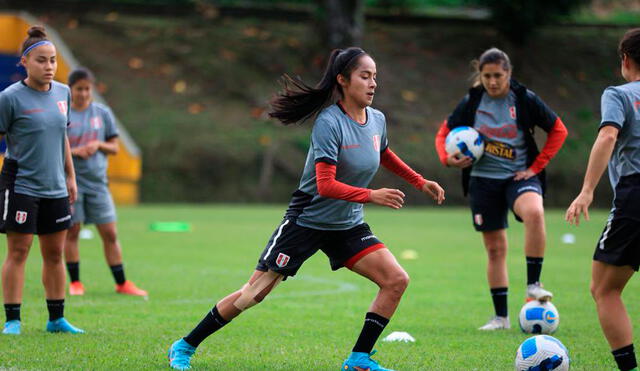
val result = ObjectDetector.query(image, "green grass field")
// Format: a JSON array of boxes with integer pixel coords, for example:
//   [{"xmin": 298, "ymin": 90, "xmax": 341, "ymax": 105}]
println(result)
[{"xmin": 0, "ymin": 204, "xmax": 634, "ymax": 370}]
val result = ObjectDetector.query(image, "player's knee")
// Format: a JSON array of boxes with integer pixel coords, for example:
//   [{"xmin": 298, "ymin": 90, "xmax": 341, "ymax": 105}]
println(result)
[
  {"xmin": 67, "ymin": 224, "xmax": 81, "ymax": 239},
  {"xmin": 486, "ymin": 245, "xmax": 507, "ymax": 261},
  {"xmin": 41, "ymin": 248, "xmax": 64, "ymax": 264},
  {"xmin": 102, "ymin": 230, "xmax": 118, "ymax": 245},
  {"xmin": 233, "ymin": 271, "xmax": 283, "ymax": 311},
  {"xmin": 7, "ymin": 245, "xmax": 30, "ymax": 263},
  {"xmin": 522, "ymin": 207, "xmax": 544, "ymax": 224},
  {"xmin": 384, "ymin": 270, "xmax": 410, "ymax": 296}
]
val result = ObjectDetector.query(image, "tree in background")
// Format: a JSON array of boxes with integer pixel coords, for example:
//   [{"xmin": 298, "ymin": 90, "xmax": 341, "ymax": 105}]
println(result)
[
  {"xmin": 316, "ymin": 0, "xmax": 364, "ymax": 48},
  {"xmin": 479, "ymin": 0, "xmax": 591, "ymax": 43}
]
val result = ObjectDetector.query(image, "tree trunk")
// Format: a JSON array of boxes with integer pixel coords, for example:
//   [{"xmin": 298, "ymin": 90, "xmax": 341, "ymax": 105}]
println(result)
[{"xmin": 318, "ymin": 0, "xmax": 364, "ymax": 49}]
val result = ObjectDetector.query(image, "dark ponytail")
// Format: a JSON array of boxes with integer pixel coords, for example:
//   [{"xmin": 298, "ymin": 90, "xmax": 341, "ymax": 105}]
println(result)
[
  {"xmin": 620, "ymin": 28, "xmax": 640, "ymax": 67},
  {"xmin": 21, "ymin": 25, "xmax": 49, "ymax": 55},
  {"xmin": 269, "ymin": 47, "xmax": 367, "ymax": 125}
]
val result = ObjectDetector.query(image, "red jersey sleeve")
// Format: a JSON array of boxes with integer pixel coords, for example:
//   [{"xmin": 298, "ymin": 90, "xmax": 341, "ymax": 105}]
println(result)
[
  {"xmin": 315, "ymin": 162, "xmax": 371, "ymax": 203},
  {"xmin": 529, "ymin": 118, "xmax": 568, "ymax": 174},
  {"xmin": 435, "ymin": 121, "xmax": 450, "ymax": 166},
  {"xmin": 380, "ymin": 148, "xmax": 427, "ymax": 190}
]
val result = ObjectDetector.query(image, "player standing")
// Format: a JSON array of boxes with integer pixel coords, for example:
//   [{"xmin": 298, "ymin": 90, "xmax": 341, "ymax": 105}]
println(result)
[
  {"xmin": 64, "ymin": 68, "xmax": 147, "ymax": 297},
  {"xmin": 566, "ymin": 29, "xmax": 640, "ymax": 371},
  {"xmin": 167, "ymin": 47, "xmax": 445, "ymax": 370},
  {"xmin": 0, "ymin": 26, "xmax": 83, "ymax": 335},
  {"xmin": 435, "ymin": 48, "xmax": 567, "ymax": 330}
]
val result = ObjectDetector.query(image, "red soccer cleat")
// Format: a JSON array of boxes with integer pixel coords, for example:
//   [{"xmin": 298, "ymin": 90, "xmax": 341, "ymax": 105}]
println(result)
[
  {"xmin": 115, "ymin": 280, "xmax": 148, "ymax": 297},
  {"xmin": 69, "ymin": 281, "xmax": 85, "ymax": 296}
]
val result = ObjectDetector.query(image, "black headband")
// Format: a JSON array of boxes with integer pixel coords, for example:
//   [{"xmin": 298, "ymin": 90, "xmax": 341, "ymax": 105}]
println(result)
[{"xmin": 334, "ymin": 49, "xmax": 366, "ymax": 76}]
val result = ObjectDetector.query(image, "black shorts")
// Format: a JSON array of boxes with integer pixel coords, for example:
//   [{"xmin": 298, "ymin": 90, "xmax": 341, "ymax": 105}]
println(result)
[
  {"xmin": 0, "ymin": 159, "xmax": 71, "ymax": 235},
  {"xmin": 468, "ymin": 175, "xmax": 542, "ymax": 232},
  {"xmin": 593, "ymin": 174, "xmax": 640, "ymax": 271},
  {"xmin": 256, "ymin": 218, "xmax": 385, "ymax": 277}
]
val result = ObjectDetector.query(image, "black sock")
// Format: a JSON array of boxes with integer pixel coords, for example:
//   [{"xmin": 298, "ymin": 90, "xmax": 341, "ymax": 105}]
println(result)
[
  {"xmin": 490, "ymin": 287, "xmax": 508, "ymax": 317},
  {"xmin": 46, "ymin": 299, "xmax": 64, "ymax": 321},
  {"xmin": 4, "ymin": 303, "xmax": 20, "ymax": 322},
  {"xmin": 613, "ymin": 344, "xmax": 637, "ymax": 371},
  {"xmin": 183, "ymin": 305, "xmax": 230, "ymax": 348},
  {"xmin": 526, "ymin": 256, "xmax": 544, "ymax": 285},
  {"xmin": 110, "ymin": 264, "xmax": 126, "ymax": 285},
  {"xmin": 66, "ymin": 261, "xmax": 80, "ymax": 282},
  {"xmin": 352, "ymin": 312, "xmax": 390, "ymax": 354}
]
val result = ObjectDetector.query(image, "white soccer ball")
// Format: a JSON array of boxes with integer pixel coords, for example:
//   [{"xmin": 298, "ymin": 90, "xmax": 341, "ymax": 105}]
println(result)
[
  {"xmin": 444, "ymin": 126, "xmax": 484, "ymax": 163},
  {"xmin": 519, "ymin": 300, "xmax": 559, "ymax": 334},
  {"xmin": 515, "ymin": 335, "xmax": 570, "ymax": 371}
]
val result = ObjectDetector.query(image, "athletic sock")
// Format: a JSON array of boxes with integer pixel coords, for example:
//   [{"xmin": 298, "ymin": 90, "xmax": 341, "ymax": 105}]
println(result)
[
  {"xmin": 490, "ymin": 287, "xmax": 508, "ymax": 317},
  {"xmin": 46, "ymin": 299, "xmax": 64, "ymax": 321},
  {"xmin": 526, "ymin": 256, "xmax": 544, "ymax": 285},
  {"xmin": 352, "ymin": 312, "xmax": 390, "ymax": 354},
  {"xmin": 110, "ymin": 264, "xmax": 126, "ymax": 285},
  {"xmin": 66, "ymin": 261, "xmax": 80, "ymax": 282},
  {"xmin": 183, "ymin": 305, "xmax": 230, "ymax": 348},
  {"xmin": 4, "ymin": 303, "xmax": 20, "ymax": 322},
  {"xmin": 613, "ymin": 344, "xmax": 637, "ymax": 371}
]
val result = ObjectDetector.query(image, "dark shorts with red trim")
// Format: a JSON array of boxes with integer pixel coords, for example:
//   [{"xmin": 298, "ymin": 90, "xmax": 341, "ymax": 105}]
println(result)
[
  {"xmin": 256, "ymin": 217, "xmax": 384, "ymax": 277},
  {"xmin": 468, "ymin": 175, "xmax": 542, "ymax": 232},
  {"xmin": 593, "ymin": 174, "xmax": 640, "ymax": 271}
]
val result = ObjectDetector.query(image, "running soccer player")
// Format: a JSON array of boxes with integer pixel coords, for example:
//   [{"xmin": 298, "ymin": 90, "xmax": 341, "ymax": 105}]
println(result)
[
  {"xmin": 435, "ymin": 48, "xmax": 567, "ymax": 330},
  {"xmin": 0, "ymin": 26, "xmax": 84, "ymax": 335},
  {"xmin": 168, "ymin": 47, "xmax": 445, "ymax": 371},
  {"xmin": 64, "ymin": 68, "xmax": 147, "ymax": 297},
  {"xmin": 566, "ymin": 28, "xmax": 640, "ymax": 371}
]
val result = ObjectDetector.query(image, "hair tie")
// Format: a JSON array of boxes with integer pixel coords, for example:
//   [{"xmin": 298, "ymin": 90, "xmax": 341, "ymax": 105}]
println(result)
[{"xmin": 22, "ymin": 40, "xmax": 53, "ymax": 58}]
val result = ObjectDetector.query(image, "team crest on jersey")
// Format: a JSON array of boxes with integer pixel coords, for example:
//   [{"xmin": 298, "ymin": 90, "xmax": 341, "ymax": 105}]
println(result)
[
  {"xmin": 15, "ymin": 211, "xmax": 27, "ymax": 224},
  {"xmin": 372, "ymin": 134, "xmax": 381, "ymax": 152},
  {"xmin": 474, "ymin": 213, "xmax": 483, "ymax": 226},
  {"xmin": 90, "ymin": 116, "xmax": 103, "ymax": 130},
  {"xmin": 275, "ymin": 253, "xmax": 290, "ymax": 268},
  {"xmin": 509, "ymin": 106, "xmax": 517, "ymax": 119},
  {"xmin": 56, "ymin": 101, "xmax": 68, "ymax": 116},
  {"xmin": 634, "ymin": 101, "xmax": 640, "ymax": 112}
]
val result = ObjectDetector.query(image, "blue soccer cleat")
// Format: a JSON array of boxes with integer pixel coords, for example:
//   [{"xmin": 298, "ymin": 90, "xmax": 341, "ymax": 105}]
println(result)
[
  {"xmin": 168, "ymin": 338, "xmax": 196, "ymax": 370},
  {"xmin": 46, "ymin": 318, "xmax": 85, "ymax": 334},
  {"xmin": 341, "ymin": 350, "xmax": 395, "ymax": 371},
  {"xmin": 2, "ymin": 320, "xmax": 21, "ymax": 335}
]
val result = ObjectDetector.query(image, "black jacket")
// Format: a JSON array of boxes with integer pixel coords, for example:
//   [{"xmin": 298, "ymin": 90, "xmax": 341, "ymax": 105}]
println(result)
[{"xmin": 446, "ymin": 79, "xmax": 558, "ymax": 196}]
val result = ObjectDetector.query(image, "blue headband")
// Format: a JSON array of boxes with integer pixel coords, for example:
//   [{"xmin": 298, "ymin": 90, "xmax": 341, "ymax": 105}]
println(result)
[{"xmin": 22, "ymin": 40, "xmax": 53, "ymax": 57}]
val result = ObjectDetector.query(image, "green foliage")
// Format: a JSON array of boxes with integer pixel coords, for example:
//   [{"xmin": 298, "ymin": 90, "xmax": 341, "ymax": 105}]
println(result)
[
  {"xmin": 477, "ymin": 0, "xmax": 591, "ymax": 43},
  {"xmin": 1, "ymin": 205, "xmax": 633, "ymax": 370}
]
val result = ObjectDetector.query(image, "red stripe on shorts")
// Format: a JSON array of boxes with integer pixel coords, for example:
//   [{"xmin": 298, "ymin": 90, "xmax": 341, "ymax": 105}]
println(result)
[{"xmin": 344, "ymin": 243, "xmax": 386, "ymax": 269}]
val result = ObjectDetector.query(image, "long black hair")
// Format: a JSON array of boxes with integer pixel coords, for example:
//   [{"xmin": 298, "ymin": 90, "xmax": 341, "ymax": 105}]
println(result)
[{"xmin": 269, "ymin": 47, "xmax": 368, "ymax": 125}]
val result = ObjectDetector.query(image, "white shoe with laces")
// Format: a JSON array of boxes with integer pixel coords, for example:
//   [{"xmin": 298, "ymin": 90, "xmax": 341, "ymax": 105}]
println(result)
[
  {"xmin": 478, "ymin": 316, "xmax": 510, "ymax": 331},
  {"xmin": 527, "ymin": 282, "xmax": 553, "ymax": 302}
]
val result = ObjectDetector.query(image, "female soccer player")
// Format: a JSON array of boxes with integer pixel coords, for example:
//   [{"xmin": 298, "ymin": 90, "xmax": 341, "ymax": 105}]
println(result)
[
  {"xmin": 566, "ymin": 29, "xmax": 640, "ymax": 371},
  {"xmin": 0, "ymin": 26, "xmax": 83, "ymax": 335},
  {"xmin": 168, "ymin": 47, "xmax": 445, "ymax": 370},
  {"xmin": 435, "ymin": 48, "xmax": 567, "ymax": 330},
  {"xmin": 64, "ymin": 68, "xmax": 147, "ymax": 297}
]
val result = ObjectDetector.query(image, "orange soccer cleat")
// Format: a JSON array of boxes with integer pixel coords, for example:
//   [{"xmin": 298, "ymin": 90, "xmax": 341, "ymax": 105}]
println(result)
[
  {"xmin": 69, "ymin": 281, "xmax": 85, "ymax": 296},
  {"xmin": 115, "ymin": 280, "xmax": 148, "ymax": 297}
]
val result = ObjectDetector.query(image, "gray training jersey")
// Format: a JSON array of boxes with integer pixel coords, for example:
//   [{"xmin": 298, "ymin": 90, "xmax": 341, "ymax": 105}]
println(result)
[
  {"xmin": 293, "ymin": 104, "xmax": 388, "ymax": 230},
  {"xmin": 599, "ymin": 81, "xmax": 640, "ymax": 189},
  {"xmin": 0, "ymin": 80, "xmax": 70, "ymax": 198},
  {"xmin": 68, "ymin": 102, "xmax": 119, "ymax": 194},
  {"xmin": 471, "ymin": 91, "xmax": 527, "ymax": 179}
]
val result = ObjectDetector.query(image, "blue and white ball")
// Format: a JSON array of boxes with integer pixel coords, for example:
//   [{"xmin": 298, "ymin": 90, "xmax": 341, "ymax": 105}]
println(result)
[
  {"xmin": 515, "ymin": 335, "xmax": 570, "ymax": 371},
  {"xmin": 519, "ymin": 300, "xmax": 559, "ymax": 334},
  {"xmin": 444, "ymin": 126, "xmax": 484, "ymax": 163}
]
